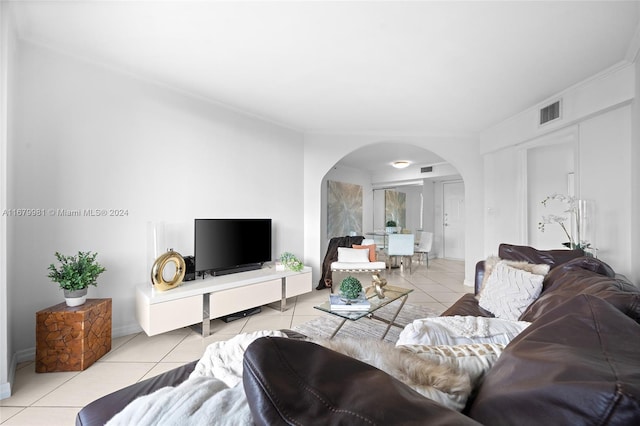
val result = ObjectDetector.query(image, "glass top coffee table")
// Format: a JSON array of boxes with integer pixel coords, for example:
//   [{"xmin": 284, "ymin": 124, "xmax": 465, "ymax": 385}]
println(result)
[{"xmin": 314, "ymin": 285, "xmax": 413, "ymax": 340}]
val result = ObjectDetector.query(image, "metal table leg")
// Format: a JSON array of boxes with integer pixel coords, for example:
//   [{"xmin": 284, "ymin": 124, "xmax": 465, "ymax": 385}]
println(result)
[
  {"xmin": 202, "ymin": 294, "xmax": 211, "ymax": 337},
  {"xmin": 280, "ymin": 277, "xmax": 287, "ymax": 312},
  {"xmin": 329, "ymin": 318, "xmax": 348, "ymax": 339},
  {"xmin": 370, "ymin": 294, "xmax": 409, "ymax": 340}
]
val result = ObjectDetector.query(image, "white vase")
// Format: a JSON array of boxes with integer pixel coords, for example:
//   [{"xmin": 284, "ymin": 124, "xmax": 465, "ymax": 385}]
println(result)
[{"xmin": 64, "ymin": 288, "xmax": 88, "ymax": 307}]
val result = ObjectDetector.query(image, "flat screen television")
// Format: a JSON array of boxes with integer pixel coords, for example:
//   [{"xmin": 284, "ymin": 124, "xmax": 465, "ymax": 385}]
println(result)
[{"xmin": 194, "ymin": 218, "xmax": 272, "ymax": 277}]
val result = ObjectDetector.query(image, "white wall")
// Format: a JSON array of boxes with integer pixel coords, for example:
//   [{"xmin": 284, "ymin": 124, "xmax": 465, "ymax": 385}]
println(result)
[
  {"xmin": 633, "ymin": 60, "xmax": 640, "ymax": 285},
  {"xmin": 480, "ymin": 62, "xmax": 636, "ymax": 282},
  {"xmin": 8, "ymin": 40, "xmax": 305, "ymax": 358},
  {"xmin": 422, "ymin": 180, "xmax": 435, "ymax": 234},
  {"xmin": 480, "ymin": 63, "xmax": 634, "ymax": 152},
  {"xmin": 304, "ymin": 134, "xmax": 483, "ymax": 288},
  {"xmin": 0, "ymin": 0, "xmax": 16, "ymax": 400},
  {"xmin": 579, "ymin": 106, "xmax": 632, "ymax": 273},
  {"xmin": 526, "ymin": 134, "xmax": 576, "ymax": 249}
]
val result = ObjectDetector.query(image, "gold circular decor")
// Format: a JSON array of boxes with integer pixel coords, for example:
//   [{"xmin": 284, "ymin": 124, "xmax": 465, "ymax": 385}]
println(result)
[{"xmin": 151, "ymin": 250, "xmax": 186, "ymax": 291}]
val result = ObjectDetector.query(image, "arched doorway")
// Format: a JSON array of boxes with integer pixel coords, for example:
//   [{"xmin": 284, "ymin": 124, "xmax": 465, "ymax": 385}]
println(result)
[
  {"xmin": 319, "ymin": 142, "xmax": 465, "ymax": 266},
  {"xmin": 303, "ymin": 133, "xmax": 484, "ymax": 289}
]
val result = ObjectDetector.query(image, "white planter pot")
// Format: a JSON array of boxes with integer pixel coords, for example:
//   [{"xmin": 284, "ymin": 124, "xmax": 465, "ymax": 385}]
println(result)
[{"xmin": 64, "ymin": 288, "xmax": 88, "ymax": 307}]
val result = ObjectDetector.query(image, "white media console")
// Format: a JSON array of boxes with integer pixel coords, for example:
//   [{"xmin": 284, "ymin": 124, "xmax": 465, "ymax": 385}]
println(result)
[{"xmin": 136, "ymin": 265, "xmax": 312, "ymax": 336}]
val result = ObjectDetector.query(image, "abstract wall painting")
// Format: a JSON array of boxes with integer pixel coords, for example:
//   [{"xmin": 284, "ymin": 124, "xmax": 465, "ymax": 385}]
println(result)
[{"xmin": 327, "ymin": 180, "xmax": 363, "ymax": 238}]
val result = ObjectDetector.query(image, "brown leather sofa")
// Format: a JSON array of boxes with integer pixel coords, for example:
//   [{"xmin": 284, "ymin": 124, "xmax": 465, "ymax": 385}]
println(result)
[{"xmin": 77, "ymin": 244, "xmax": 640, "ymax": 425}]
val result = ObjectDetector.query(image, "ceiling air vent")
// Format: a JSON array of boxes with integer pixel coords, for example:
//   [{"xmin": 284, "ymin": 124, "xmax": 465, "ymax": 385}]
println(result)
[
  {"xmin": 540, "ymin": 100, "xmax": 561, "ymax": 125},
  {"xmin": 421, "ymin": 166, "xmax": 433, "ymax": 173}
]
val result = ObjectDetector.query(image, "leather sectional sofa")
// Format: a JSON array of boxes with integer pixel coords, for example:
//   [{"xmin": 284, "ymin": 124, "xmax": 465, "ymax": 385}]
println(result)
[{"xmin": 77, "ymin": 244, "xmax": 640, "ymax": 425}]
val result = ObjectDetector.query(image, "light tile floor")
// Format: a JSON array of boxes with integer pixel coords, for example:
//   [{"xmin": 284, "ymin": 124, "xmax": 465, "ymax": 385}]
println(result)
[{"xmin": 0, "ymin": 258, "xmax": 470, "ymax": 425}]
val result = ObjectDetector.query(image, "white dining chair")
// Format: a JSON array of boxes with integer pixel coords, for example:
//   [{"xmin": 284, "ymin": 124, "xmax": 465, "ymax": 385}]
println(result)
[
  {"xmin": 415, "ymin": 231, "xmax": 433, "ymax": 268},
  {"xmin": 386, "ymin": 233, "xmax": 415, "ymax": 273}
]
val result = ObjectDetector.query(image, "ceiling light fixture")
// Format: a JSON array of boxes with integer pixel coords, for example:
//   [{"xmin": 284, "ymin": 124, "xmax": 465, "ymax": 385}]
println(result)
[{"xmin": 392, "ymin": 161, "xmax": 411, "ymax": 169}]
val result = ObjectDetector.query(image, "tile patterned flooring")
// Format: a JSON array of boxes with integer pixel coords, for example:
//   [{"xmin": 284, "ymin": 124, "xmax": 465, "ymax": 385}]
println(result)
[{"xmin": 0, "ymin": 258, "xmax": 470, "ymax": 425}]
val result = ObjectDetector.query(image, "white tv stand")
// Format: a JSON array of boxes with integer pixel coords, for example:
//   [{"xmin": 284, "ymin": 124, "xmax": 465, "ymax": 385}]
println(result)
[{"xmin": 136, "ymin": 265, "xmax": 312, "ymax": 336}]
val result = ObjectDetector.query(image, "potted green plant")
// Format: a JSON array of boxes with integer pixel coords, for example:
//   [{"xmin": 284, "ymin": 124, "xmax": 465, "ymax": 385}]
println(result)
[
  {"xmin": 385, "ymin": 220, "xmax": 399, "ymax": 234},
  {"xmin": 339, "ymin": 276, "xmax": 363, "ymax": 300},
  {"xmin": 48, "ymin": 251, "xmax": 106, "ymax": 307}
]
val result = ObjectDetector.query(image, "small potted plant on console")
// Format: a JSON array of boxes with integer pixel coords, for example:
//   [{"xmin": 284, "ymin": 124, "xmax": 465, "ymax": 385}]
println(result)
[
  {"xmin": 48, "ymin": 251, "xmax": 106, "ymax": 307},
  {"xmin": 278, "ymin": 252, "xmax": 304, "ymax": 272}
]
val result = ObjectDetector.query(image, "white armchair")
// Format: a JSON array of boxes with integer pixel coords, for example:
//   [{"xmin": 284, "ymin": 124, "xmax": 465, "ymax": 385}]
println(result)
[{"xmin": 330, "ymin": 245, "xmax": 387, "ymax": 292}]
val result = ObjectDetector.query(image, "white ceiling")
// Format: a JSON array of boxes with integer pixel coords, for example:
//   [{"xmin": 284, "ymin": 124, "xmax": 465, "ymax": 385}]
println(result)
[
  {"xmin": 9, "ymin": 1, "xmax": 640, "ymax": 172},
  {"xmin": 337, "ymin": 142, "xmax": 445, "ymax": 175}
]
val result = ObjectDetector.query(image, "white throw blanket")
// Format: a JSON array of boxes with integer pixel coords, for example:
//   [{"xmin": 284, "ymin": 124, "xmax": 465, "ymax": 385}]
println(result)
[
  {"xmin": 396, "ymin": 315, "xmax": 531, "ymax": 346},
  {"xmin": 106, "ymin": 330, "xmax": 287, "ymax": 426},
  {"xmin": 190, "ymin": 330, "xmax": 288, "ymax": 387}
]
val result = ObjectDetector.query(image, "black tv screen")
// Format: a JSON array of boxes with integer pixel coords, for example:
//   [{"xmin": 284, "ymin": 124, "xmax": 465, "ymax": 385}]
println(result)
[{"xmin": 195, "ymin": 218, "xmax": 272, "ymax": 276}]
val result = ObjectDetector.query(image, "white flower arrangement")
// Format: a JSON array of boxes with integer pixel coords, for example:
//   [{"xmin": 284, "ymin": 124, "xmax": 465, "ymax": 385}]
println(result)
[
  {"xmin": 279, "ymin": 252, "xmax": 304, "ymax": 272},
  {"xmin": 538, "ymin": 193, "xmax": 592, "ymax": 252}
]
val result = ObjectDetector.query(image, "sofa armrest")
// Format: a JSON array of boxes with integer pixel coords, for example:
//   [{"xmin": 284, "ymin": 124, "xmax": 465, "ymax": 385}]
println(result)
[
  {"xmin": 441, "ymin": 293, "xmax": 494, "ymax": 318},
  {"xmin": 75, "ymin": 360, "xmax": 197, "ymax": 426},
  {"xmin": 243, "ymin": 337, "xmax": 482, "ymax": 426},
  {"xmin": 76, "ymin": 330, "xmax": 308, "ymax": 426},
  {"xmin": 470, "ymin": 294, "xmax": 640, "ymax": 425}
]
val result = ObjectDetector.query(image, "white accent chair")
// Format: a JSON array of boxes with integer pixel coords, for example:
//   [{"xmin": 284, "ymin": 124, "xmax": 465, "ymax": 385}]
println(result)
[
  {"xmin": 386, "ymin": 233, "xmax": 415, "ymax": 273},
  {"xmin": 330, "ymin": 240, "xmax": 386, "ymax": 291},
  {"xmin": 415, "ymin": 231, "xmax": 434, "ymax": 268}
]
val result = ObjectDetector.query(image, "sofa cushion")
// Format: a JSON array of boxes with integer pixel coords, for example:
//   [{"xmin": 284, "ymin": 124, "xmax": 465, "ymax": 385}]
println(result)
[
  {"xmin": 478, "ymin": 256, "xmax": 550, "ymax": 294},
  {"xmin": 337, "ymin": 247, "xmax": 371, "ymax": 263},
  {"xmin": 243, "ymin": 337, "xmax": 482, "ymax": 426},
  {"xmin": 469, "ymin": 294, "xmax": 640, "ymax": 426},
  {"xmin": 519, "ymin": 257, "xmax": 640, "ymax": 323},
  {"xmin": 478, "ymin": 262, "xmax": 544, "ymax": 320},
  {"xmin": 352, "ymin": 244, "xmax": 377, "ymax": 261},
  {"xmin": 474, "ymin": 244, "xmax": 583, "ymax": 293}
]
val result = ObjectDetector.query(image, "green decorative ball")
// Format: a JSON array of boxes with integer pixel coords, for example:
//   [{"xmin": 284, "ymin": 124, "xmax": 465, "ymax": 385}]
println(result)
[{"xmin": 339, "ymin": 276, "xmax": 362, "ymax": 299}]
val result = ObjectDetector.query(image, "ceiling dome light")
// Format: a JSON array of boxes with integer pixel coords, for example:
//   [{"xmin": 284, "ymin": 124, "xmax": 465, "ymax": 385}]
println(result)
[{"xmin": 392, "ymin": 161, "xmax": 411, "ymax": 169}]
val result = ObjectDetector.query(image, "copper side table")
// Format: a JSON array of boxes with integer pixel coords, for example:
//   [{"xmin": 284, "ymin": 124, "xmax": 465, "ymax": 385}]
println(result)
[{"xmin": 36, "ymin": 298, "xmax": 112, "ymax": 372}]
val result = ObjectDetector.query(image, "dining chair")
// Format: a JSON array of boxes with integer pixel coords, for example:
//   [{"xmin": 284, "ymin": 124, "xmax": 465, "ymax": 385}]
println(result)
[
  {"xmin": 415, "ymin": 231, "xmax": 433, "ymax": 268},
  {"xmin": 386, "ymin": 233, "xmax": 415, "ymax": 273}
]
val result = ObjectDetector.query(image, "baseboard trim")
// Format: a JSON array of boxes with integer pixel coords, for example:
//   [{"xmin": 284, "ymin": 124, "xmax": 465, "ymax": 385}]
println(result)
[
  {"xmin": 15, "ymin": 347, "xmax": 34, "ymax": 364},
  {"xmin": 113, "ymin": 323, "xmax": 143, "ymax": 338},
  {"xmin": 0, "ymin": 351, "xmax": 17, "ymax": 400},
  {"xmin": 0, "ymin": 381, "xmax": 10, "ymax": 400}
]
